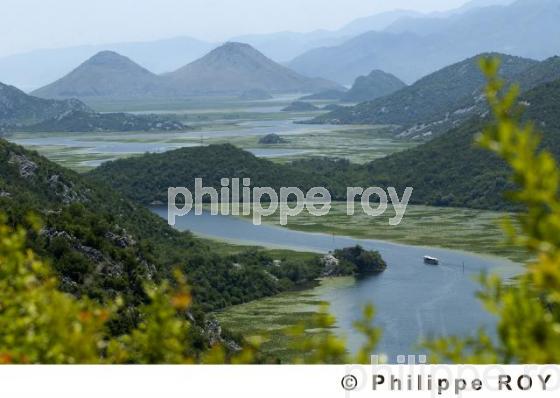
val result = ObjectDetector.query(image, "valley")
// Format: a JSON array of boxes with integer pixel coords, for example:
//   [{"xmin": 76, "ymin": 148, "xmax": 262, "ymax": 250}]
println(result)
[
  {"xmin": 2, "ymin": 0, "xmax": 559, "ymax": 367},
  {"xmin": 3, "ymin": 92, "xmax": 524, "ymax": 362},
  {"xmin": 5, "ymin": 97, "xmax": 415, "ymax": 171}
]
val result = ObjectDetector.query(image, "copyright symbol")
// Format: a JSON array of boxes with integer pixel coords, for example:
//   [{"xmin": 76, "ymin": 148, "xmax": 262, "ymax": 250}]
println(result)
[{"xmin": 341, "ymin": 375, "xmax": 358, "ymax": 391}]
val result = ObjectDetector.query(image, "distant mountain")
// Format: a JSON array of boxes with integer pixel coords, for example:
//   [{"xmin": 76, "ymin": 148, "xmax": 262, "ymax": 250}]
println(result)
[
  {"xmin": 229, "ymin": 10, "xmax": 422, "ymax": 63},
  {"xmin": 32, "ymin": 51, "xmax": 172, "ymax": 100},
  {"xmin": 0, "ymin": 82, "xmax": 89, "ymax": 125},
  {"xmin": 310, "ymin": 53, "xmax": 537, "ymax": 136},
  {"xmin": 336, "ymin": 10, "xmax": 423, "ymax": 37},
  {"xmin": 229, "ymin": 31, "xmax": 348, "ymax": 64},
  {"xmin": 165, "ymin": 42, "xmax": 341, "ymax": 96},
  {"xmin": 1, "ymin": 81, "xmax": 186, "ymax": 132},
  {"xmin": 342, "ymin": 70, "xmax": 406, "ymax": 102},
  {"xmin": 0, "ymin": 36, "xmax": 214, "ymax": 91},
  {"xmin": 288, "ymin": 0, "xmax": 560, "ymax": 84}
]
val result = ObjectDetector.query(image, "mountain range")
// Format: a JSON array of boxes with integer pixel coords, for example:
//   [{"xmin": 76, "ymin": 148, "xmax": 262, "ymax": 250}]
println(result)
[
  {"xmin": 0, "ymin": 36, "xmax": 214, "ymax": 91},
  {"xmin": 0, "ymin": 0, "xmax": 531, "ymax": 91},
  {"xmin": 356, "ymin": 77, "xmax": 560, "ymax": 210},
  {"xmin": 288, "ymin": 0, "xmax": 560, "ymax": 84},
  {"xmin": 310, "ymin": 54, "xmax": 560, "ymax": 139},
  {"xmin": 31, "ymin": 43, "xmax": 341, "ymax": 101}
]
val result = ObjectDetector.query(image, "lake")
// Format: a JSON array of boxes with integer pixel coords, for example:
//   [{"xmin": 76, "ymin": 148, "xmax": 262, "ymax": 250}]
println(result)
[{"xmin": 150, "ymin": 207, "xmax": 521, "ymax": 361}]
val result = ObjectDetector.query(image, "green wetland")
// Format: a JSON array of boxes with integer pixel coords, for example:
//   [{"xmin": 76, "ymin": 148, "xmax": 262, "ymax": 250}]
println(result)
[{"xmin": 6, "ymin": 97, "xmax": 414, "ymax": 171}]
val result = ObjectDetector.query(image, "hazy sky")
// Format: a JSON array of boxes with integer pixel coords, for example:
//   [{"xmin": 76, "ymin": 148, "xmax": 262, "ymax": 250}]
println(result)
[{"xmin": 1, "ymin": 0, "xmax": 475, "ymax": 57}]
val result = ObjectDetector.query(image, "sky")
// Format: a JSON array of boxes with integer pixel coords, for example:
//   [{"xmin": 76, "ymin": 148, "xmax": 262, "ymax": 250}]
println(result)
[{"xmin": 1, "ymin": 0, "xmax": 478, "ymax": 57}]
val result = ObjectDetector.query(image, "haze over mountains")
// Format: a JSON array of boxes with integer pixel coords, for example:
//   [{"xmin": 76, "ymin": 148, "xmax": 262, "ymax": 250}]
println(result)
[
  {"xmin": 32, "ymin": 43, "xmax": 341, "ymax": 101},
  {"xmin": 0, "ymin": 0, "xmax": 541, "ymax": 91},
  {"xmin": 288, "ymin": 0, "xmax": 560, "ymax": 84},
  {"xmin": 230, "ymin": 9, "xmax": 422, "ymax": 62},
  {"xmin": 0, "ymin": 36, "xmax": 214, "ymax": 92}
]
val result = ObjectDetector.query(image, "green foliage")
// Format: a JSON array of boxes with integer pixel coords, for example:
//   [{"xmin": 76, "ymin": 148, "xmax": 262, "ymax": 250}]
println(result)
[
  {"xmin": 333, "ymin": 245, "xmax": 387, "ymax": 275},
  {"xmin": 0, "ymin": 216, "xmax": 262, "ymax": 364},
  {"xmin": 0, "ymin": 215, "xmax": 111, "ymax": 364},
  {"xmin": 426, "ymin": 57, "xmax": 560, "ymax": 363},
  {"xmin": 342, "ymin": 69, "xmax": 406, "ymax": 102}
]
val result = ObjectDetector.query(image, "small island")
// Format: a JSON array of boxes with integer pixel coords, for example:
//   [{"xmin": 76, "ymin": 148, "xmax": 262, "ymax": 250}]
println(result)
[
  {"xmin": 258, "ymin": 133, "xmax": 288, "ymax": 144},
  {"xmin": 281, "ymin": 101, "xmax": 319, "ymax": 112},
  {"xmin": 321, "ymin": 245, "xmax": 387, "ymax": 276}
]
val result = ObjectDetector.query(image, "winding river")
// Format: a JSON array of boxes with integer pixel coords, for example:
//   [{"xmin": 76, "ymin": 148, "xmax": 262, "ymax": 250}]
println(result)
[{"xmin": 151, "ymin": 207, "xmax": 521, "ymax": 360}]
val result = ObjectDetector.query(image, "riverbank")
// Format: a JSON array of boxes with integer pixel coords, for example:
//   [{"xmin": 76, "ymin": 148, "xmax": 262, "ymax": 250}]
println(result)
[{"xmin": 241, "ymin": 202, "xmax": 529, "ymax": 263}]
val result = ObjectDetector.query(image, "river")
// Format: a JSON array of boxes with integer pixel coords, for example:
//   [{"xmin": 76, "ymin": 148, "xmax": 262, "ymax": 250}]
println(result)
[{"xmin": 150, "ymin": 207, "xmax": 521, "ymax": 361}]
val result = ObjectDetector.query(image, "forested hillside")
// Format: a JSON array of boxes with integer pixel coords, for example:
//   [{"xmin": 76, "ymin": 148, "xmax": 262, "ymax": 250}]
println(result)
[
  {"xmin": 0, "ymin": 139, "xmax": 325, "ymax": 335},
  {"xmin": 88, "ymin": 144, "xmax": 336, "ymax": 204},
  {"xmin": 357, "ymin": 78, "xmax": 560, "ymax": 210}
]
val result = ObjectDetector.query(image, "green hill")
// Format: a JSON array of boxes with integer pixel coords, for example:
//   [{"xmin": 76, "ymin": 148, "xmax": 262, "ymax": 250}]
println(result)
[
  {"xmin": 1, "ymin": 82, "xmax": 89, "ymax": 126},
  {"xmin": 359, "ymin": 78, "xmax": 560, "ymax": 210},
  {"xmin": 342, "ymin": 70, "xmax": 406, "ymax": 102},
  {"xmin": 515, "ymin": 56, "xmax": 560, "ymax": 90},
  {"xmin": 1, "ymin": 81, "xmax": 187, "ymax": 133},
  {"xmin": 88, "ymin": 144, "xmax": 329, "ymax": 204}
]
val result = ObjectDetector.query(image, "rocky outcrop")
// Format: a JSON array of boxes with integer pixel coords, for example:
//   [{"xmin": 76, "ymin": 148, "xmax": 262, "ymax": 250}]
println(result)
[
  {"xmin": 320, "ymin": 254, "xmax": 342, "ymax": 277},
  {"xmin": 204, "ymin": 317, "xmax": 242, "ymax": 352},
  {"xmin": 48, "ymin": 174, "xmax": 87, "ymax": 204},
  {"xmin": 8, "ymin": 153, "xmax": 37, "ymax": 178}
]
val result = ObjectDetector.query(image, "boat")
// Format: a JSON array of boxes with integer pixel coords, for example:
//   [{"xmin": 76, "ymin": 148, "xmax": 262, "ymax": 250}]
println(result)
[{"xmin": 423, "ymin": 256, "xmax": 439, "ymax": 265}]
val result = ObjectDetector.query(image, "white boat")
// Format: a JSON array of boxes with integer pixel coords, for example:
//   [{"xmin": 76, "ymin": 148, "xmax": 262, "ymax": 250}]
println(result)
[{"xmin": 424, "ymin": 256, "xmax": 439, "ymax": 265}]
